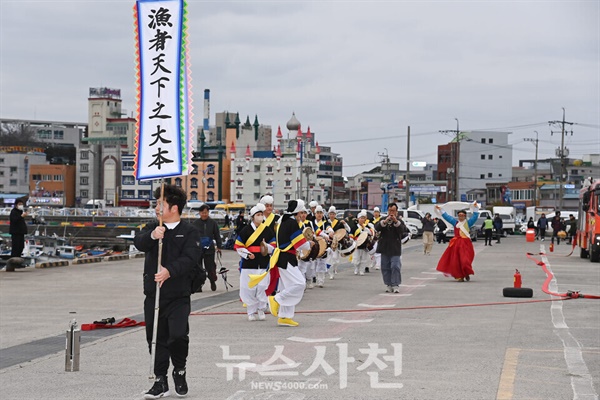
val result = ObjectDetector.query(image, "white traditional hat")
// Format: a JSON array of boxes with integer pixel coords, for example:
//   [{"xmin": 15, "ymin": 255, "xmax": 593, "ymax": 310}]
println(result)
[
  {"xmin": 309, "ymin": 200, "xmax": 318, "ymax": 208},
  {"xmin": 259, "ymin": 195, "xmax": 274, "ymax": 205},
  {"xmin": 315, "ymin": 205, "xmax": 324, "ymax": 213},
  {"xmin": 250, "ymin": 205, "xmax": 263, "ymax": 217},
  {"xmin": 286, "ymin": 199, "xmax": 306, "ymax": 214},
  {"xmin": 328, "ymin": 206, "xmax": 337, "ymax": 214},
  {"xmin": 255, "ymin": 203, "xmax": 266, "ymax": 212},
  {"xmin": 357, "ymin": 209, "xmax": 368, "ymax": 219},
  {"xmin": 374, "ymin": 207, "xmax": 380, "ymax": 212}
]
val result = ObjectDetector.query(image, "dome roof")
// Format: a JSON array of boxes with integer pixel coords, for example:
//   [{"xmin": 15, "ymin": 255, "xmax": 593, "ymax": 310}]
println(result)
[{"xmin": 286, "ymin": 112, "xmax": 301, "ymax": 131}]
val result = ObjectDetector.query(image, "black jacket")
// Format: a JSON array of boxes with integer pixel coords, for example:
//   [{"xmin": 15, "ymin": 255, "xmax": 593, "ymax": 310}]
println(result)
[
  {"xmin": 193, "ymin": 217, "xmax": 223, "ymax": 251},
  {"xmin": 134, "ymin": 221, "xmax": 202, "ymax": 300},
  {"xmin": 374, "ymin": 218, "xmax": 409, "ymax": 256},
  {"xmin": 9, "ymin": 207, "xmax": 27, "ymax": 235}
]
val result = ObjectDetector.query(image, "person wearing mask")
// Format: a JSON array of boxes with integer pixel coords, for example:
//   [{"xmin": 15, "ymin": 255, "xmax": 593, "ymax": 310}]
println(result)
[
  {"xmin": 435, "ymin": 202, "xmax": 480, "ymax": 282},
  {"xmin": 193, "ymin": 204, "xmax": 223, "ymax": 292},
  {"xmin": 374, "ymin": 203, "xmax": 410, "ymax": 293},
  {"xmin": 133, "ymin": 185, "xmax": 202, "ymax": 399},
  {"xmin": 537, "ymin": 214, "xmax": 548, "ymax": 241},
  {"xmin": 266, "ymin": 200, "xmax": 311, "ymax": 327},
  {"xmin": 370, "ymin": 207, "xmax": 382, "ymax": 270},
  {"xmin": 351, "ymin": 210, "xmax": 374, "ymax": 276},
  {"xmin": 493, "ymin": 213, "xmax": 503, "ymax": 244},
  {"xmin": 310, "ymin": 205, "xmax": 330, "ymax": 287},
  {"xmin": 421, "ymin": 212, "xmax": 435, "ymax": 255},
  {"xmin": 9, "ymin": 198, "xmax": 28, "ymax": 258},
  {"xmin": 234, "ymin": 204, "xmax": 276, "ymax": 321},
  {"xmin": 483, "ymin": 215, "xmax": 494, "ymax": 246}
]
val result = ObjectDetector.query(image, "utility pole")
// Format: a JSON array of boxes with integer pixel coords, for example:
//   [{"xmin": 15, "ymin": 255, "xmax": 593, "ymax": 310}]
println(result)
[
  {"xmin": 549, "ymin": 108, "xmax": 573, "ymax": 210},
  {"xmin": 405, "ymin": 126, "xmax": 410, "ymax": 208},
  {"xmin": 524, "ymin": 131, "xmax": 539, "ymax": 207},
  {"xmin": 439, "ymin": 118, "xmax": 460, "ymax": 201}
]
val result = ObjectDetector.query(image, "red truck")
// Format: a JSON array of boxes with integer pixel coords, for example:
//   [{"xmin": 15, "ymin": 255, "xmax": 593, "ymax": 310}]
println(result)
[{"xmin": 578, "ymin": 179, "xmax": 600, "ymax": 262}]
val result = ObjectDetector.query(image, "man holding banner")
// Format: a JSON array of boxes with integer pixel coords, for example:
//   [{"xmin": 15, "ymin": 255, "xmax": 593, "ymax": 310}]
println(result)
[
  {"xmin": 134, "ymin": 185, "xmax": 201, "ymax": 399},
  {"xmin": 134, "ymin": 0, "xmax": 195, "ymax": 396}
]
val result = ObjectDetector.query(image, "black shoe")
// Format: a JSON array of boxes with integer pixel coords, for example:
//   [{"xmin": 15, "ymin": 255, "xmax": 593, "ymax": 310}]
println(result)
[
  {"xmin": 145, "ymin": 375, "xmax": 170, "ymax": 399},
  {"xmin": 365, "ymin": 267, "xmax": 370, "ymax": 273},
  {"xmin": 312, "ymin": 277, "xmax": 316, "ymax": 283},
  {"xmin": 210, "ymin": 280, "xmax": 217, "ymax": 291},
  {"xmin": 172, "ymin": 368, "xmax": 188, "ymax": 397}
]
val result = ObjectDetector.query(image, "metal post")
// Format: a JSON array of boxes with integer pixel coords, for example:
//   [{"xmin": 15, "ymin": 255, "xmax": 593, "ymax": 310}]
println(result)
[
  {"xmin": 405, "ymin": 125, "xmax": 410, "ymax": 207},
  {"xmin": 65, "ymin": 319, "xmax": 80, "ymax": 372}
]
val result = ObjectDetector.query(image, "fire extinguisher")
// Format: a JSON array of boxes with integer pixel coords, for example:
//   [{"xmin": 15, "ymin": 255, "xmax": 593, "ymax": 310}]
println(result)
[
  {"xmin": 549, "ymin": 242, "xmax": 554, "ymax": 252},
  {"xmin": 514, "ymin": 269, "xmax": 522, "ymax": 288}
]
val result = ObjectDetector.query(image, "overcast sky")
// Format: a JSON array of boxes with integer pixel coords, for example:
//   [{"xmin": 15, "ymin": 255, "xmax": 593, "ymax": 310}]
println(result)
[{"xmin": 1, "ymin": 0, "xmax": 598, "ymax": 176}]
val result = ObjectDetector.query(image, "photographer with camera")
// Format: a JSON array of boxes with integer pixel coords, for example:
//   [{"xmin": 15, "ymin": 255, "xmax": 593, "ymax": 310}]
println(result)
[{"xmin": 374, "ymin": 203, "xmax": 410, "ymax": 293}]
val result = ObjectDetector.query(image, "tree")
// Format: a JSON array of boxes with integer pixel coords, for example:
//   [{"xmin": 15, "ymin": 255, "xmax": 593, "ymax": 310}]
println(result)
[{"xmin": 0, "ymin": 121, "xmax": 43, "ymax": 147}]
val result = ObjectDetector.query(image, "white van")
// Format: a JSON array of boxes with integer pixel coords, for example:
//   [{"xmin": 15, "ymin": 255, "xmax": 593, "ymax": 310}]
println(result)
[{"xmin": 84, "ymin": 199, "xmax": 106, "ymax": 209}]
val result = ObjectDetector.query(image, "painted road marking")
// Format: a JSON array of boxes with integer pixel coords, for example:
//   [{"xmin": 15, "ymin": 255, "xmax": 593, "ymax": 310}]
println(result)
[
  {"xmin": 378, "ymin": 293, "xmax": 412, "ymax": 297},
  {"xmin": 410, "ymin": 277, "xmax": 437, "ymax": 280},
  {"xmin": 328, "ymin": 318, "xmax": 374, "ymax": 324},
  {"xmin": 497, "ymin": 347, "xmax": 519, "ymax": 400},
  {"xmin": 357, "ymin": 303, "xmax": 397, "ymax": 308},
  {"xmin": 287, "ymin": 337, "xmax": 341, "ymax": 343}
]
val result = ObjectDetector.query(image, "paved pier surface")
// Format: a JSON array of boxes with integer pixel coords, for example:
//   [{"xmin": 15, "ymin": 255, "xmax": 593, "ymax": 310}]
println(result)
[{"xmin": 1, "ymin": 237, "xmax": 598, "ymax": 400}]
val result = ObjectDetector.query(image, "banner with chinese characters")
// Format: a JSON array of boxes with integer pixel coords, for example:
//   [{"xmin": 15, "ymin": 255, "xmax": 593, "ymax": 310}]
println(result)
[{"xmin": 133, "ymin": 0, "xmax": 194, "ymax": 180}]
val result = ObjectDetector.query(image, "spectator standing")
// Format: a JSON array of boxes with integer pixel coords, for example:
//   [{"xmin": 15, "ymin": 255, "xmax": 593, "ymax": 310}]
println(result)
[
  {"xmin": 9, "ymin": 198, "xmax": 28, "ymax": 258},
  {"xmin": 422, "ymin": 213, "xmax": 435, "ymax": 255},
  {"xmin": 434, "ymin": 217, "xmax": 447, "ymax": 244},
  {"xmin": 565, "ymin": 214, "xmax": 577, "ymax": 245},
  {"xmin": 493, "ymin": 213, "xmax": 503, "ymax": 244},
  {"xmin": 483, "ymin": 215, "xmax": 494, "ymax": 246},
  {"xmin": 550, "ymin": 212, "xmax": 564, "ymax": 245},
  {"xmin": 193, "ymin": 204, "xmax": 223, "ymax": 291},
  {"xmin": 537, "ymin": 214, "xmax": 548, "ymax": 241}
]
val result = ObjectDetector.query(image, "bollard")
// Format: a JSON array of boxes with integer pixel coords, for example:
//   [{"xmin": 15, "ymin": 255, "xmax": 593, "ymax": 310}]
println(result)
[{"xmin": 65, "ymin": 319, "xmax": 81, "ymax": 372}]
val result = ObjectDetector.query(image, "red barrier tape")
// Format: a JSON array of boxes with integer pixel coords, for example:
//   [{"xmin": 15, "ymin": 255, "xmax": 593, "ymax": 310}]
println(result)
[
  {"xmin": 526, "ymin": 252, "xmax": 600, "ymax": 299},
  {"xmin": 81, "ymin": 317, "xmax": 145, "ymax": 331}
]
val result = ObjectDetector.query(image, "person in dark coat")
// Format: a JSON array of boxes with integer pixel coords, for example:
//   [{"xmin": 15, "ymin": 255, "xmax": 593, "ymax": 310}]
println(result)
[
  {"xmin": 537, "ymin": 214, "xmax": 548, "ymax": 241},
  {"xmin": 434, "ymin": 217, "xmax": 447, "ymax": 244},
  {"xmin": 493, "ymin": 214, "xmax": 503, "ymax": 243},
  {"xmin": 234, "ymin": 210, "xmax": 247, "ymax": 234},
  {"xmin": 374, "ymin": 203, "xmax": 410, "ymax": 293},
  {"xmin": 193, "ymin": 204, "xmax": 223, "ymax": 292},
  {"xmin": 9, "ymin": 198, "xmax": 28, "ymax": 258},
  {"xmin": 565, "ymin": 214, "xmax": 577, "ymax": 245},
  {"xmin": 133, "ymin": 185, "xmax": 202, "ymax": 399},
  {"xmin": 551, "ymin": 212, "xmax": 565, "ymax": 245}
]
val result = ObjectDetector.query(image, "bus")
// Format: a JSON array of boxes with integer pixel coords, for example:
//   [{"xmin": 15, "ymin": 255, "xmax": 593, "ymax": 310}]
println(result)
[
  {"xmin": 215, "ymin": 203, "xmax": 246, "ymax": 215},
  {"xmin": 578, "ymin": 178, "xmax": 600, "ymax": 262}
]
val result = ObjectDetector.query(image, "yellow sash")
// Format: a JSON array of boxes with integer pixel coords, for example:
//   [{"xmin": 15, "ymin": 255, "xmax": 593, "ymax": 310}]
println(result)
[{"xmin": 244, "ymin": 222, "xmax": 267, "ymax": 248}]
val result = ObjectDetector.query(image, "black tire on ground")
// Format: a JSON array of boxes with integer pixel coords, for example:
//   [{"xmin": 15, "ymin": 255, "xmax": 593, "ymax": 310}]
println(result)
[
  {"xmin": 580, "ymin": 247, "xmax": 589, "ymax": 259},
  {"xmin": 503, "ymin": 287, "xmax": 533, "ymax": 298},
  {"xmin": 591, "ymin": 248, "xmax": 600, "ymax": 263}
]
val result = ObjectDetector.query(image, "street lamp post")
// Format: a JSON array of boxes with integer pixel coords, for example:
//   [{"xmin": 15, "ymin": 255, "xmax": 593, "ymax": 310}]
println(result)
[{"xmin": 524, "ymin": 132, "xmax": 539, "ymax": 207}]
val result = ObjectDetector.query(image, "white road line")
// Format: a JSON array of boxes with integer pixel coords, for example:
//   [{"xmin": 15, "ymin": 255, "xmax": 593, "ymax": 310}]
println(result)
[
  {"xmin": 287, "ymin": 336, "xmax": 341, "ymax": 343},
  {"xmin": 421, "ymin": 271, "xmax": 442, "ymax": 274},
  {"xmin": 357, "ymin": 303, "xmax": 397, "ymax": 308},
  {"xmin": 410, "ymin": 277, "xmax": 437, "ymax": 280},
  {"xmin": 328, "ymin": 318, "xmax": 374, "ymax": 324},
  {"xmin": 378, "ymin": 293, "xmax": 412, "ymax": 297},
  {"xmin": 400, "ymin": 284, "xmax": 427, "ymax": 287},
  {"xmin": 541, "ymin": 249, "xmax": 599, "ymax": 399}
]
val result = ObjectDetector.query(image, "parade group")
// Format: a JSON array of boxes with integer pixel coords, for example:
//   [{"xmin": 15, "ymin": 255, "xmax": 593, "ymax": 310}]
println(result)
[{"xmin": 131, "ymin": 184, "xmax": 482, "ymax": 399}]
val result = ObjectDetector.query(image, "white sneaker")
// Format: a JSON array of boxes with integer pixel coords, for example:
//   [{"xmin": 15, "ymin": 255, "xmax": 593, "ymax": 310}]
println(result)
[
  {"xmin": 354, "ymin": 268, "xmax": 358, "ymax": 275},
  {"xmin": 329, "ymin": 274, "xmax": 334, "ymax": 280},
  {"xmin": 393, "ymin": 286, "xmax": 400, "ymax": 293},
  {"xmin": 359, "ymin": 272, "xmax": 365, "ymax": 276},
  {"xmin": 307, "ymin": 282, "xmax": 314, "ymax": 289},
  {"xmin": 385, "ymin": 286, "xmax": 392, "ymax": 293},
  {"xmin": 248, "ymin": 314, "xmax": 257, "ymax": 321},
  {"xmin": 374, "ymin": 266, "xmax": 380, "ymax": 270},
  {"xmin": 257, "ymin": 310, "xmax": 266, "ymax": 321}
]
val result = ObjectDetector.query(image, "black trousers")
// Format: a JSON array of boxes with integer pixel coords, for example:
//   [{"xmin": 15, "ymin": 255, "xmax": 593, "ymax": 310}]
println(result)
[
  {"xmin": 484, "ymin": 229, "xmax": 493, "ymax": 245},
  {"xmin": 199, "ymin": 252, "xmax": 217, "ymax": 283},
  {"xmin": 144, "ymin": 296, "xmax": 190, "ymax": 376},
  {"xmin": 10, "ymin": 234, "xmax": 25, "ymax": 258}
]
